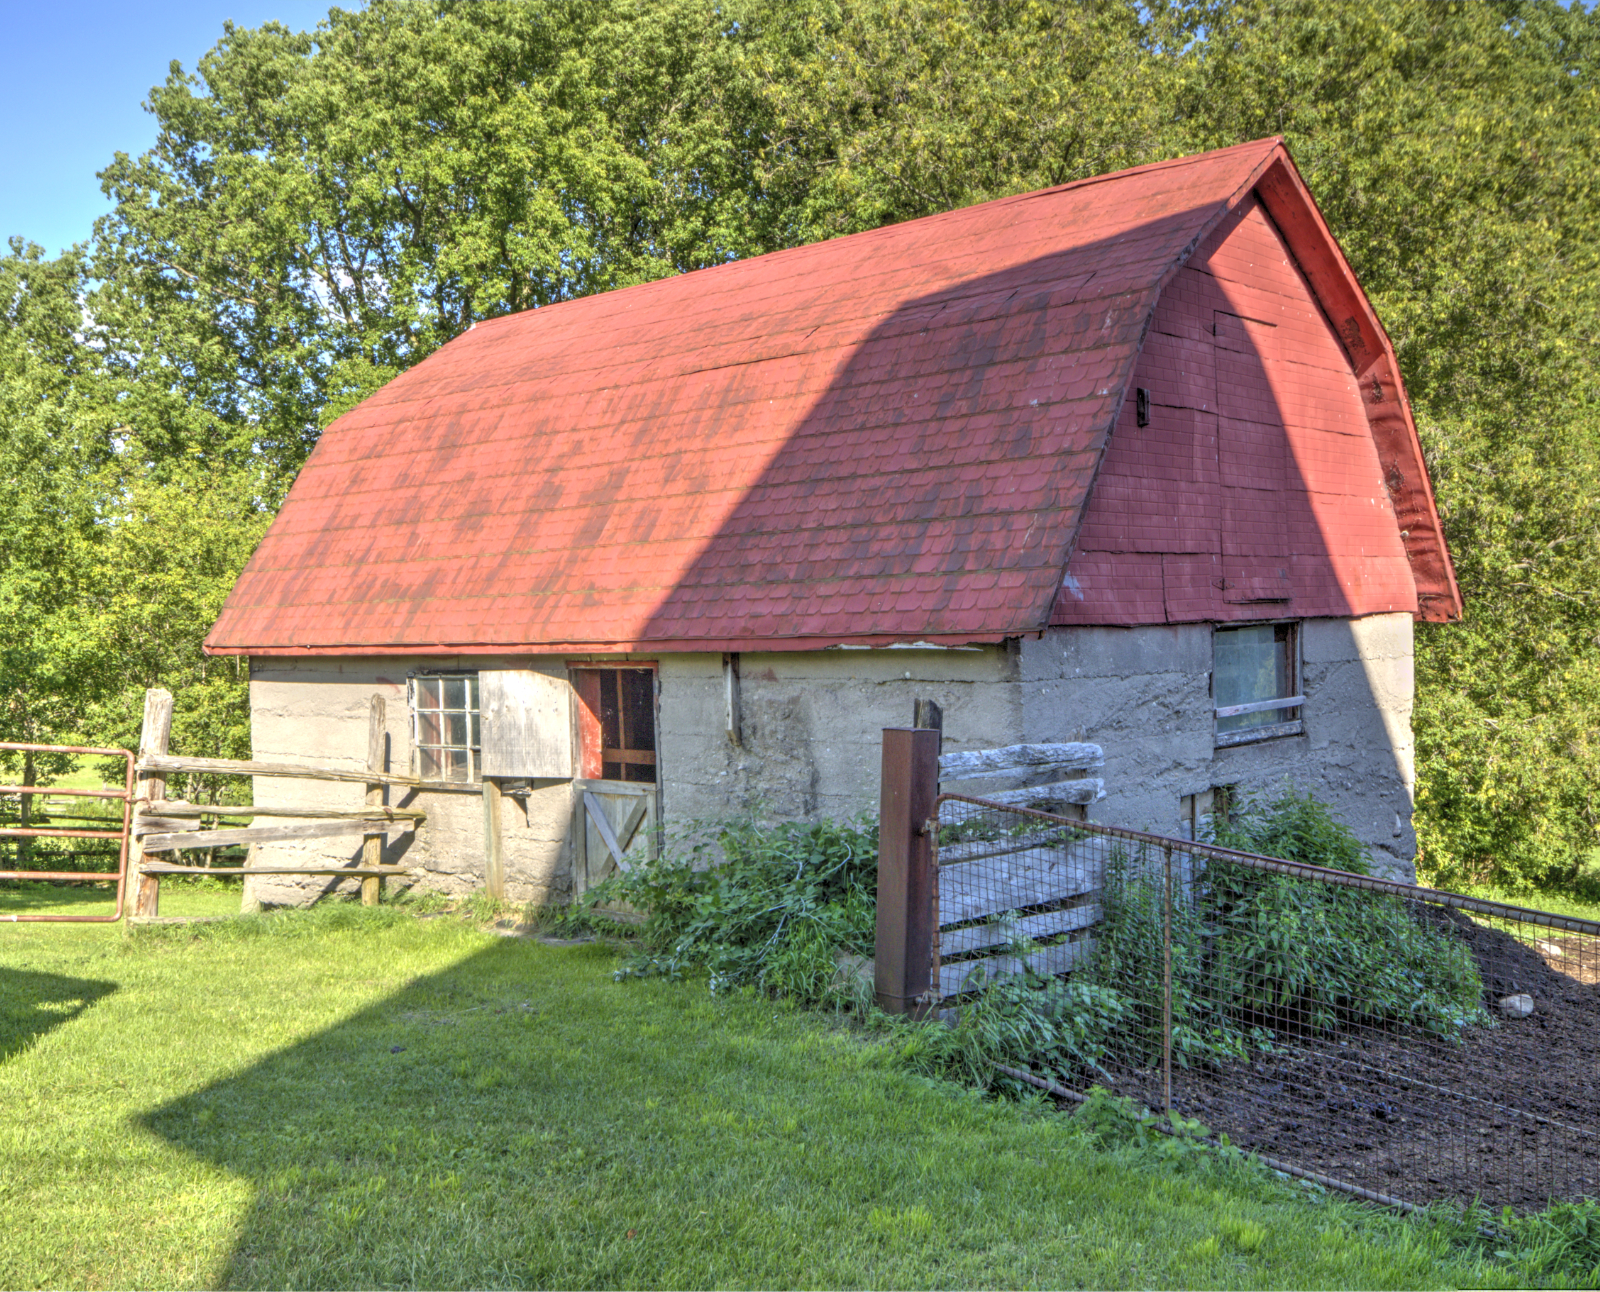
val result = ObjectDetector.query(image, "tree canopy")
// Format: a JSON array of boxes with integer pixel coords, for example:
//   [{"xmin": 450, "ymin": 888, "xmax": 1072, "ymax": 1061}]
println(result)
[{"xmin": 3, "ymin": 0, "xmax": 1598, "ymax": 889}]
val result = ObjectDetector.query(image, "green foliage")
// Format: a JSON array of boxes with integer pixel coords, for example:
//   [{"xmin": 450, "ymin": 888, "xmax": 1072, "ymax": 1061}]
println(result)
[
  {"xmin": 1211, "ymin": 786, "xmax": 1373, "ymax": 876},
  {"xmin": 1086, "ymin": 845, "xmax": 1257, "ymax": 1066},
  {"xmin": 1493, "ymin": 1197, "xmax": 1600, "ymax": 1287},
  {"xmin": 1087, "ymin": 790, "xmax": 1487, "ymax": 1063},
  {"xmin": 574, "ymin": 816, "xmax": 879, "ymax": 1004},
  {"xmin": 890, "ymin": 971, "xmax": 1130, "ymax": 1093}
]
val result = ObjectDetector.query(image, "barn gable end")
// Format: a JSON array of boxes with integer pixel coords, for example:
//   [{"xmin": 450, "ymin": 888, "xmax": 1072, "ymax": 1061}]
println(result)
[{"xmin": 1054, "ymin": 195, "xmax": 1418, "ymax": 626}]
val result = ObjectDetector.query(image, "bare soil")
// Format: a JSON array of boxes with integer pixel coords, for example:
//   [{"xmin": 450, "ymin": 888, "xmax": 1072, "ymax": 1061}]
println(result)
[{"xmin": 1105, "ymin": 915, "xmax": 1600, "ymax": 1211}]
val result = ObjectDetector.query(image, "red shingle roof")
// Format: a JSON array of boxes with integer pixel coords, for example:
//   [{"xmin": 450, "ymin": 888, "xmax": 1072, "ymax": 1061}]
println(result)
[{"xmin": 206, "ymin": 138, "xmax": 1458, "ymax": 656}]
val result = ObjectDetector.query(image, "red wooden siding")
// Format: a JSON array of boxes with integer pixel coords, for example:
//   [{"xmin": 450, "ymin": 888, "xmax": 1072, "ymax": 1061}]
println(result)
[{"xmin": 1054, "ymin": 196, "xmax": 1417, "ymax": 626}]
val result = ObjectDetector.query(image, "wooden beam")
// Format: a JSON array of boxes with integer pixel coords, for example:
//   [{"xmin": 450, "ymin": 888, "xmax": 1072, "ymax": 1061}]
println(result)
[
  {"xmin": 939, "ymin": 938, "xmax": 1090, "ymax": 1000},
  {"xmin": 1214, "ymin": 695, "xmax": 1304, "ymax": 719},
  {"xmin": 147, "ymin": 801, "xmax": 426, "ymax": 821},
  {"xmin": 938, "ymin": 780, "xmax": 1105, "ymax": 817},
  {"xmin": 483, "ymin": 777, "xmax": 505, "ymax": 901},
  {"xmin": 136, "ymin": 753, "xmax": 420, "ymax": 787},
  {"xmin": 939, "ymin": 742, "xmax": 1104, "ymax": 780},
  {"xmin": 939, "ymin": 844, "xmax": 1101, "ymax": 925},
  {"xmin": 363, "ymin": 695, "xmax": 387, "ymax": 907},
  {"xmin": 132, "ymin": 688, "xmax": 174, "ymax": 918},
  {"xmin": 141, "ymin": 818, "xmax": 415, "ymax": 854},
  {"xmin": 939, "ymin": 903, "xmax": 1101, "ymax": 957}
]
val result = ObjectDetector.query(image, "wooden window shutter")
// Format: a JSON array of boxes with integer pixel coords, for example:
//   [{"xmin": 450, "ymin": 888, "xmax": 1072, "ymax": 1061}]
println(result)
[{"xmin": 479, "ymin": 670, "xmax": 573, "ymax": 778}]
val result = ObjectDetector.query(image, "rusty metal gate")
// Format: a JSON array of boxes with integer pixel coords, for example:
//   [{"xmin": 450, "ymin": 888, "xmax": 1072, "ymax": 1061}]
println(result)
[{"xmin": 0, "ymin": 742, "xmax": 136, "ymax": 922}]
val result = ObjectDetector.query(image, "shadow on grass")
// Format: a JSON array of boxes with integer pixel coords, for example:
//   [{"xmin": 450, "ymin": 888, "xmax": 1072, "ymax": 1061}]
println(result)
[
  {"xmin": 0, "ymin": 966, "xmax": 118, "ymax": 1065},
  {"xmin": 139, "ymin": 937, "xmax": 628, "ymax": 1287}
]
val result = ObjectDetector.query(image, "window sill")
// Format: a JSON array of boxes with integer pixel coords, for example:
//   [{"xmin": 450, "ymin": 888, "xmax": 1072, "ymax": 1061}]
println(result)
[{"xmin": 1215, "ymin": 719, "xmax": 1304, "ymax": 749}]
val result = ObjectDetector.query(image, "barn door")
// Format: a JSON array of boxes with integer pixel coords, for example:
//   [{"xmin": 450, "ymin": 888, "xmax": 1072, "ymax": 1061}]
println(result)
[
  {"xmin": 573, "ymin": 779, "xmax": 658, "ymax": 894},
  {"xmin": 569, "ymin": 667, "xmax": 660, "ymax": 896}
]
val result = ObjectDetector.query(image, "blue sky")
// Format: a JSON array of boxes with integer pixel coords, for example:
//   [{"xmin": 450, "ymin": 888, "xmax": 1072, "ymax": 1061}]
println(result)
[{"xmin": 1, "ymin": 0, "xmax": 338, "ymax": 258}]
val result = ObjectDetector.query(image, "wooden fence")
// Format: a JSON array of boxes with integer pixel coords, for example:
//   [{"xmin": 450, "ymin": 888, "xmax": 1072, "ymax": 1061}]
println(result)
[
  {"xmin": 128, "ymin": 687, "xmax": 425, "ymax": 917},
  {"xmin": 872, "ymin": 715, "xmax": 1107, "ymax": 1013}
]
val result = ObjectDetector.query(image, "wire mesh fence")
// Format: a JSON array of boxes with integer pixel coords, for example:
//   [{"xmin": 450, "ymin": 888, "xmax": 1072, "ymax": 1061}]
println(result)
[{"xmin": 933, "ymin": 793, "xmax": 1600, "ymax": 1213}]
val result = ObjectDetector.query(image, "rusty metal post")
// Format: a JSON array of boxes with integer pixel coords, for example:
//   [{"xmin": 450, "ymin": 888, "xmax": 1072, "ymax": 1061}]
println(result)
[
  {"xmin": 874, "ymin": 727, "xmax": 940, "ymax": 1015},
  {"xmin": 1162, "ymin": 843, "xmax": 1174, "ymax": 1115}
]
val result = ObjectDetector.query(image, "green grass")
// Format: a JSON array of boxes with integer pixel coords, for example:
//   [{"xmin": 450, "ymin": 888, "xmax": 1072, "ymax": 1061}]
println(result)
[
  {"xmin": 0, "ymin": 904, "xmax": 1551, "ymax": 1289},
  {"xmin": 1, "ymin": 879, "xmax": 243, "ymax": 920},
  {"xmin": 1454, "ymin": 883, "xmax": 1600, "ymax": 927}
]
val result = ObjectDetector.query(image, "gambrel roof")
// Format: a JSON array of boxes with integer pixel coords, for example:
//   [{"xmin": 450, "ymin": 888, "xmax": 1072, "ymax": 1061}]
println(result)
[{"xmin": 206, "ymin": 137, "xmax": 1458, "ymax": 657}]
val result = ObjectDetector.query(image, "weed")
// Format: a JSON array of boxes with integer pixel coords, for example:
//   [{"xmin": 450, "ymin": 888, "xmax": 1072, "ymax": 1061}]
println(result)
[{"xmin": 571, "ymin": 814, "xmax": 879, "ymax": 1005}]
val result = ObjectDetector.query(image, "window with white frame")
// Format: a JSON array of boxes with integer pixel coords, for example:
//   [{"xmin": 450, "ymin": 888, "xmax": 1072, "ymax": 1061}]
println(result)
[
  {"xmin": 1213, "ymin": 623, "xmax": 1303, "ymax": 746},
  {"xmin": 411, "ymin": 673, "xmax": 481, "ymax": 782}
]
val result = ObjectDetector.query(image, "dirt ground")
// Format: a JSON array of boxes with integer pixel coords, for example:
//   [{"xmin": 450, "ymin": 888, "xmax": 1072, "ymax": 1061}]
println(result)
[{"xmin": 1104, "ymin": 914, "xmax": 1600, "ymax": 1212}]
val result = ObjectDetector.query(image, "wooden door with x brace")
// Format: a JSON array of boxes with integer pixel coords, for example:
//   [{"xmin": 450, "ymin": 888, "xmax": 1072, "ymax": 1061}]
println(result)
[{"xmin": 569, "ymin": 666, "xmax": 660, "ymax": 895}]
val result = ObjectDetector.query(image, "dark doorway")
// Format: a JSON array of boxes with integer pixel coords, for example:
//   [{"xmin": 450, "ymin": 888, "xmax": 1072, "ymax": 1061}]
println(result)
[{"xmin": 571, "ymin": 667, "xmax": 657, "ymax": 783}]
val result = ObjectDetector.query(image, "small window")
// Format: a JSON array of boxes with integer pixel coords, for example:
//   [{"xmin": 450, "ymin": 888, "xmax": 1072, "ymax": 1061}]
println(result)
[
  {"xmin": 1214, "ymin": 623, "xmax": 1303, "ymax": 746},
  {"xmin": 411, "ymin": 673, "xmax": 481, "ymax": 782}
]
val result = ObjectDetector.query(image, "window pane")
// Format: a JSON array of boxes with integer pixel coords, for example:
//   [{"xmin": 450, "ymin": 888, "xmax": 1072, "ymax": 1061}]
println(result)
[
  {"xmin": 466, "ymin": 675, "xmax": 478, "ymax": 708},
  {"xmin": 599, "ymin": 671, "xmax": 622, "ymax": 751},
  {"xmin": 442, "ymin": 676, "xmax": 466, "ymax": 710},
  {"xmin": 443, "ymin": 712, "xmax": 467, "ymax": 747},
  {"xmin": 417, "ymin": 710, "xmax": 442, "ymax": 747},
  {"xmin": 418, "ymin": 746, "xmax": 441, "ymax": 780},
  {"xmin": 416, "ymin": 677, "xmax": 441, "ymax": 709},
  {"xmin": 444, "ymin": 748, "xmax": 470, "ymax": 781},
  {"xmin": 469, "ymin": 712, "xmax": 481, "ymax": 750},
  {"xmin": 1216, "ymin": 624, "xmax": 1291, "ymax": 734}
]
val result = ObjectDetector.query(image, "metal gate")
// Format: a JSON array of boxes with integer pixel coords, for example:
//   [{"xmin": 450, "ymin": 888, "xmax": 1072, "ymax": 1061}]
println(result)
[
  {"xmin": 0, "ymin": 742, "xmax": 136, "ymax": 923},
  {"xmin": 572, "ymin": 778, "xmax": 658, "ymax": 896}
]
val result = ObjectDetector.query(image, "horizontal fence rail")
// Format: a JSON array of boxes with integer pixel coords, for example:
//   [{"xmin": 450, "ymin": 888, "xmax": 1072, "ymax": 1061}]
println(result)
[
  {"xmin": 931, "ymin": 793, "xmax": 1600, "ymax": 1215},
  {"xmin": 0, "ymin": 742, "xmax": 136, "ymax": 923}
]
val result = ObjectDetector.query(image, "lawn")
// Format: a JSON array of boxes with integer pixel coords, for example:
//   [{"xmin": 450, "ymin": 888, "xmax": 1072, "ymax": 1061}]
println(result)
[{"xmin": 0, "ymin": 904, "xmax": 1548, "ymax": 1290}]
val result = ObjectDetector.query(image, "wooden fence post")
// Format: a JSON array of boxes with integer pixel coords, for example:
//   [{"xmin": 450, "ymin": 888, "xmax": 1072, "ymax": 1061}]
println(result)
[
  {"xmin": 361, "ymin": 695, "xmax": 386, "ymax": 907},
  {"xmin": 874, "ymin": 726, "xmax": 940, "ymax": 1015},
  {"xmin": 130, "ymin": 688, "xmax": 174, "ymax": 919},
  {"xmin": 482, "ymin": 778, "xmax": 505, "ymax": 902}
]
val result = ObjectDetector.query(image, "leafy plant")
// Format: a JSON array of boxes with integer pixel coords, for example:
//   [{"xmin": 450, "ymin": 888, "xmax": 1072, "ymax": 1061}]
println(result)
[
  {"xmin": 1086, "ymin": 789, "xmax": 1488, "ymax": 1062},
  {"xmin": 888, "ymin": 968, "xmax": 1130, "ymax": 1093},
  {"xmin": 572, "ymin": 815, "xmax": 879, "ymax": 1005}
]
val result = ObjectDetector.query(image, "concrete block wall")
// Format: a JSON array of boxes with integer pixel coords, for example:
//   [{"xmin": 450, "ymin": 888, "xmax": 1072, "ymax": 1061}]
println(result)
[
  {"xmin": 243, "ymin": 610, "xmax": 1418, "ymax": 905},
  {"xmin": 658, "ymin": 647, "xmax": 1020, "ymax": 826}
]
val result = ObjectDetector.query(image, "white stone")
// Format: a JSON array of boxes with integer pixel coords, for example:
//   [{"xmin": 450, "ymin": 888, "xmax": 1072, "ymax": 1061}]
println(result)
[{"xmin": 1498, "ymin": 993, "xmax": 1534, "ymax": 1018}]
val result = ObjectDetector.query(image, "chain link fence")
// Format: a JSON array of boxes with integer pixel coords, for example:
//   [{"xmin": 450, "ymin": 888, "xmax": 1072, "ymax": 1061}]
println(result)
[{"xmin": 933, "ymin": 794, "xmax": 1600, "ymax": 1213}]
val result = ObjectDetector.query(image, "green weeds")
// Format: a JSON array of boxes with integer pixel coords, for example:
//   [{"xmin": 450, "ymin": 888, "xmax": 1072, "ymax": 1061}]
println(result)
[{"xmin": 569, "ymin": 815, "xmax": 878, "ymax": 1004}]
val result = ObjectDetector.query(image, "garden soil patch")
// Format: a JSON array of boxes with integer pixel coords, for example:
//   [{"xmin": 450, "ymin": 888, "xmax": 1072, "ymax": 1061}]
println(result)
[{"xmin": 1104, "ymin": 916, "xmax": 1600, "ymax": 1211}]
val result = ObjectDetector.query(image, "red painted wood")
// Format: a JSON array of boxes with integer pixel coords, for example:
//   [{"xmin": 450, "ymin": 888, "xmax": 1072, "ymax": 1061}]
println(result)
[{"xmin": 1054, "ymin": 196, "xmax": 1420, "ymax": 627}]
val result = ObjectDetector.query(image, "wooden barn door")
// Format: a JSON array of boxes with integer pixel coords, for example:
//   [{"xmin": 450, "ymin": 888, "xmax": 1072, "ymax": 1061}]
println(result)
[{"xmin": 569, "ymin": 667, "xmax": 660, "ymax": 895}]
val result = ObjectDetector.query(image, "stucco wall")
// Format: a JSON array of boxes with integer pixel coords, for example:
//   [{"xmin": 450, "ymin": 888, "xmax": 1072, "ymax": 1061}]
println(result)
[
  {"xmin": 1018, "ymin": 613, "xmax": 1416, "ymax": 879},
  {"xmin": 246, "ymin": 655, "xmax": 575, "ymax": 907},
  {"xmin": 241, "ymin": 611, "xmax": 1417, "ymax": 906}
]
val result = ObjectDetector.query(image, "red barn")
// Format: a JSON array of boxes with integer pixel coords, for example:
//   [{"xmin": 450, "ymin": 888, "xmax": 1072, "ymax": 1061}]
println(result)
[{"xmin": 207, "ymin": 137, "xmax": 1458, "ymax": 903}]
